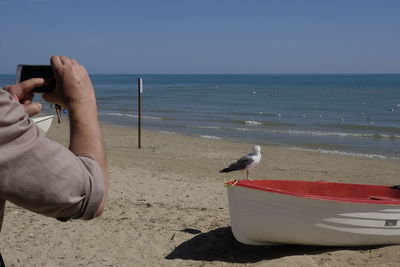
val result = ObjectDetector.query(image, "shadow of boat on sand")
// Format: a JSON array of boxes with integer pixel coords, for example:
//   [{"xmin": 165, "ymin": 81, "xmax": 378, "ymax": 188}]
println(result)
[{"xmin": 166, "ymin": 227, "xmax": 383, "ymax": 264}]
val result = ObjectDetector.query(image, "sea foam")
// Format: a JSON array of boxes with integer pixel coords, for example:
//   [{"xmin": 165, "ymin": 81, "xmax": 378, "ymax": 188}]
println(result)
[
  {"xmin": 200, "ymin": 135, "xmax": 222, "ymax": 140},
  {"xmin": 244, "ymin": 120, "xmax": 262, "ymax": 125},
  {"xmin": 99, "ymin": 112, "xmax": 163, "ymax": 120},
  {"xmin": 286, "ymin": 147, "xmax": 393, "ymax": 160}
]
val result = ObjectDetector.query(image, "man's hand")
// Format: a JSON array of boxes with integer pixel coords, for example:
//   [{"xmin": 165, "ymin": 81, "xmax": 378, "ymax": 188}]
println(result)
[
  {"xmin": 2, "ymin": 79, "xmax": 43, "ymax": 117},
  {"xmin": 42, "ymin": 56, "xmax": 96, "ymax": 110}
]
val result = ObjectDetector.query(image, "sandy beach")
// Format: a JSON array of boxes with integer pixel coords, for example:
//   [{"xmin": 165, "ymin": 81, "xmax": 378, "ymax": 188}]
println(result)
[{"xmin": 2, "ymin": 119, "xmax": 400, "ymax": 267}]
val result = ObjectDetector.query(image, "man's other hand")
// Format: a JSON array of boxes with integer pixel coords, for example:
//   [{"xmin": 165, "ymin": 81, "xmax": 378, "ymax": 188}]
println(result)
[{"xmin": 3, "ymin": 78, "xmax": 44, "ymax": 117}]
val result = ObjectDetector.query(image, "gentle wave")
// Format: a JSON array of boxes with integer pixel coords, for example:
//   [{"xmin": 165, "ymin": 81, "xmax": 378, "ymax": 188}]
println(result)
[
  {"xmin": 197, "ymin": 125, "xmax": 400, "ymax": 140},
  {"xmin": 186, "ymin": 125, "xmax": 224, "ymax": 130},
  {"xmin": 99, "ymin": 112, "xmax": 164, "ymax": 120},
  {"xmin": 235, "ymin": 120, "xmax": 290, "ymax": 126},
  {"xmin": 276, "ymin": 130, "xmax": 400, "ymax": 140},
  {"xmin": 147, "ymin": 109, "xmax": 181, "ymax": 114},
  {"xmin": 230, "ymin": 111, "xmax": 276, "ymax": 117},
  {"xmin": 252, "ymin": 128, "xmax": 399, "ymax": 139},
  {"xmin": 324, "ymin": 123, "xmax": 400, "ymax": 133},
  {"xmin": 286, "ymin": 147, "xmax": 399, "ymax": 160},
  {"xmin": 245, "ymin": 120, "xmax": 262, "ymax": 126},
  {"xmin": 200, "ymin": 135, "xmax": 222, "ymax": 140}
]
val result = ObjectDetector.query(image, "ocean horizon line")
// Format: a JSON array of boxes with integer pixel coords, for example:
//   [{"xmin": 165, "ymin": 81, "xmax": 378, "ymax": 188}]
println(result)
[{"xmin": 1, "ymin": 73, "xmax": 400, "ymax": 76}]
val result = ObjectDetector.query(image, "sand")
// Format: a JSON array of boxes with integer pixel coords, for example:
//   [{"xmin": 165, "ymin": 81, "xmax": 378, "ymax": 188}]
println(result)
[{"xmin": 1, "ymin": 118, "xmax": 400, "ymax": 267}]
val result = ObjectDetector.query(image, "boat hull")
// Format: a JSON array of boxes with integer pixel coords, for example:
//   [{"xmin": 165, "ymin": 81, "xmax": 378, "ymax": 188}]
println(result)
[
  {"xmin": 32, "ymin": 115, "xmax": 54, "ymax": 133},
  {"xmin": 227, "ymin": 182, "xmax": 400, "ymax": 246}
]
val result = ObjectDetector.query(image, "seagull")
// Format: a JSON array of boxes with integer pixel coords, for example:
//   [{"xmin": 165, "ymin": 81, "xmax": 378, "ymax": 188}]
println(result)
[{"xmin": 220, "ymin": 145, "xmax": 261, "ymax": 180}]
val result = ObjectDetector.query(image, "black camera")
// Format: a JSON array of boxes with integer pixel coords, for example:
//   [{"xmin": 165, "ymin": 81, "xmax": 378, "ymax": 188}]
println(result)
[{"xmin": 16, "ymin": 65, "xmax": 55, "ymax": 93}]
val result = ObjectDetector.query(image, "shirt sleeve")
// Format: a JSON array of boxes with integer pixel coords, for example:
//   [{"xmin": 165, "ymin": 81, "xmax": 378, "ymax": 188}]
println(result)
[{"xmin": 0, "ymin": 89, "xmax": 105, "ymax": 220}]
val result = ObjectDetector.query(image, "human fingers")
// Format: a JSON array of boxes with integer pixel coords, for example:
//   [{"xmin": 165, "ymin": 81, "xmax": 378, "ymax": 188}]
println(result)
[
  {"xmin": 6, "ymin": 78, "xmax": 45, "ymax": 101},
  {"xmin": 17, "ymin": 78, "xmax": 45, "ymax": 95},
  {"xmin": 60, "ymin": 56, "xmax": 71, "ymax": 65},
  {"xmin": 70, "ymin": 58, "xmax": 80, "ymax": 66},
  {"xmin": 2, "ymin": 85, "xmax": 19, "ymax": 101},
  {"xmin": 80, "ymin": 64, "xmax": 88, "ymax": 73},
  {"xmin": 22, "ymin": 91, "xmax": 34, "ymax": 101},
  {"xmin": 21, "ymin": 94, "xmax": 33, "ymax": 106},
  {"xmin": 24, "ymin": 102, "xmax": 42, "ymax": 117},
  {"xmin": 51, "ymin": 56, "xmax": 62, "ymax": 69}
]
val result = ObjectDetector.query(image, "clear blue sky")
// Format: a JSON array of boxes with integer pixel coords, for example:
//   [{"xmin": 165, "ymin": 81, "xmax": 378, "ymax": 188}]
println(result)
[{"xmin": 1, "ymin": 0, "xmax": 399, "ymax": 74}]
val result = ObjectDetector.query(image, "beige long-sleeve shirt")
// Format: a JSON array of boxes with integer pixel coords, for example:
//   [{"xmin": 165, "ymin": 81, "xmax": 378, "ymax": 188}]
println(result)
[{"xmin": 0, "ymin": 88, "xmax": 105, "ymax": 230}]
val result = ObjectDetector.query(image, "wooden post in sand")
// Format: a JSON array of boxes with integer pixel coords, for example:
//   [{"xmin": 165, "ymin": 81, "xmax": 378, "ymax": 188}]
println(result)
[{"xmin": 138, "ymin": 78, "xmax": 143, "ymax": 149}]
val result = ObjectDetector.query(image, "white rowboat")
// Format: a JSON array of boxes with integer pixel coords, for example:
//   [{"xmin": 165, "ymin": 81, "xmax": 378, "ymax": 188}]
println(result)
[
  {"xmin": 226, "ymin": 180, "xmax": 400, "ymax": 246},
  {"xmin": 32, "ymin": 115, "xmax": 54, "ymax": 133}
]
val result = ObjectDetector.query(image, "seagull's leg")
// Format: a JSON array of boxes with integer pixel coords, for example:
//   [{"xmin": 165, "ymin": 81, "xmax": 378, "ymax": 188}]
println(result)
[{"xmin": 247, "ymin": 170, "xmax": 254, "ymax": 181}]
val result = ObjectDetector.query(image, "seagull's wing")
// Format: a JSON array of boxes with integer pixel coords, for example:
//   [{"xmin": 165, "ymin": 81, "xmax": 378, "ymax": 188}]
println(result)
[{"xmin": 220, "ymin": 154, "xmax": 254, "ymax": 172}]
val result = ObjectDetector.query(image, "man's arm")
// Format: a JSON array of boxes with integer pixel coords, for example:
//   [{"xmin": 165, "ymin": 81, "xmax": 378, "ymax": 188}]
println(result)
[
  {"xmin": 1, "ymin": 56, "xmax": 109, "ymax": 220},
  {"xmin": 43, "ymin": 56, "xmax": 109, "ymax": 216}
]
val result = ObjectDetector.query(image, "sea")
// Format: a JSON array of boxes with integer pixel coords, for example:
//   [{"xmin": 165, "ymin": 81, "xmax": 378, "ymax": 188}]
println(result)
[{"xmin": 1, "ymin": 74, "xmax": 399, "ymax": 159}]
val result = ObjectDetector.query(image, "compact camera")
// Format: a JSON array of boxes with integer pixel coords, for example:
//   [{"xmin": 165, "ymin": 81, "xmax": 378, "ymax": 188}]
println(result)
[{"xmin": 16, "ymin": 65, "xmax": 55, "ymax": 93}]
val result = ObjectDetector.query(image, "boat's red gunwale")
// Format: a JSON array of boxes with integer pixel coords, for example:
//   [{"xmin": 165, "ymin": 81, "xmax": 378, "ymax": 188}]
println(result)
[{"xmin": 228, "ymin": 180, "xmax": 400, "ymax": 205}]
